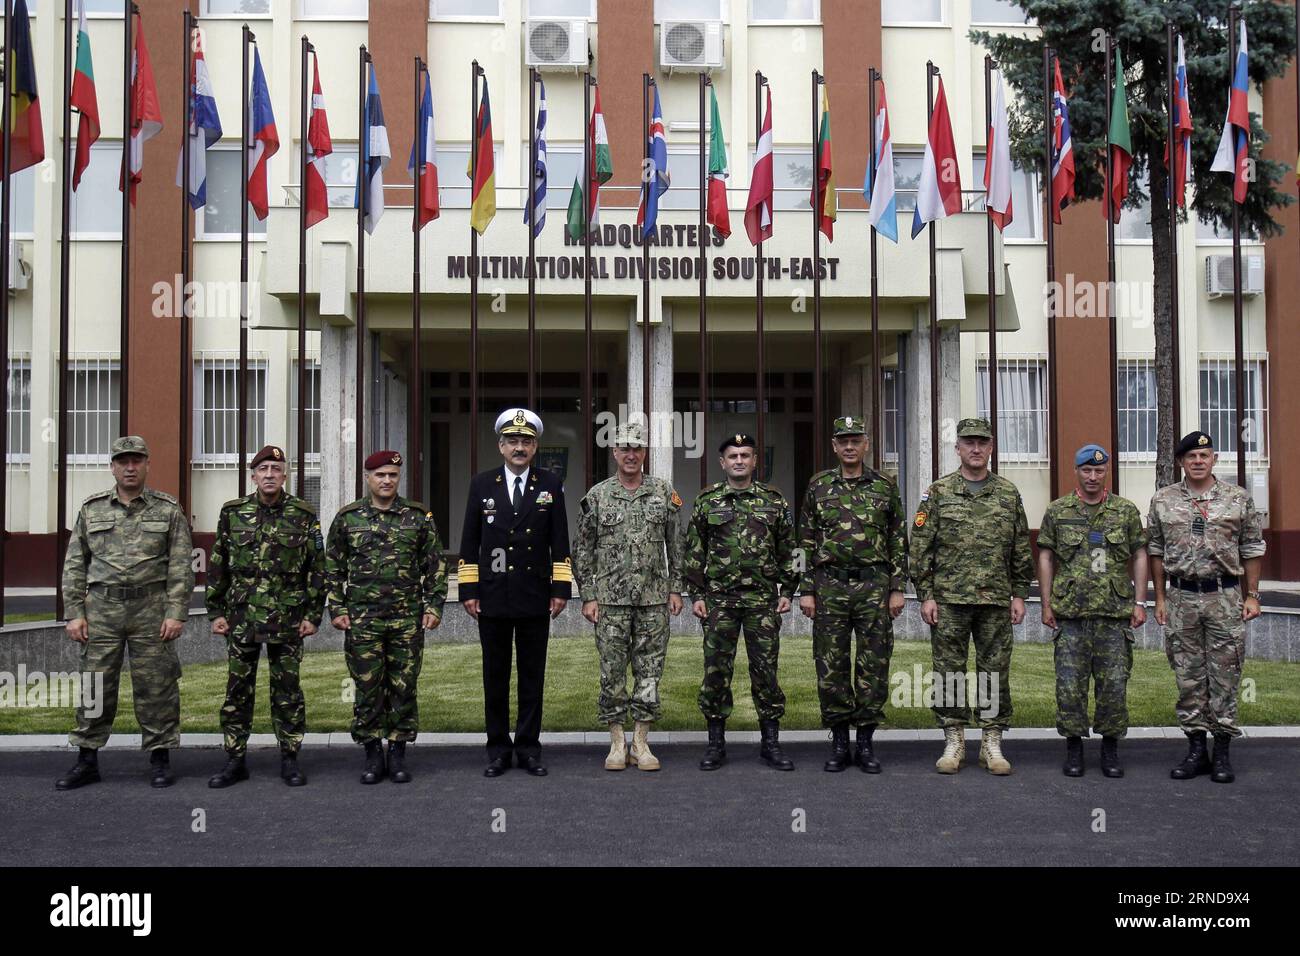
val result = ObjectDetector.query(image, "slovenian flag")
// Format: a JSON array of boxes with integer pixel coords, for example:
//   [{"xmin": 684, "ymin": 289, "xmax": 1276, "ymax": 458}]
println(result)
[
  {"xmin": 636, "ymin": 85, "xmax": 668, "ymax": 239},
  {"xmin": 706, "ymin": 85, "xmax": 731, "ymax": 238},
  {"xmin": 246, "ymin": 48, "xmax": 278, "ymax": 221},
  {"xmin": 524, "ymin": 77, "xmax": 545, "ymax": 236},
  {"xmin": 176, "ymin": 38, "xmax": 223, "ymax": 209},
  {"xmin": 1050, "ymin": 58, "xmax": 1075, "ymax": 224},
  {"xmin": 1211, "ymin": 17, "xmax": 1250, "ymax": 204},
  {"xmin": 866, "ymin": 76, "xmax": 897, "ymax": 243},
  {"xmin": 984, "ymin": 68, "xmax": 1013, "ymax": 232},
  {"xmin": 70, "ymin": 0, "xmax": 100, "ymax": 191},
  {"xmin": 3, "ymin": 0, "xmax": 44, "ymax": 177},
  {"xmin": 911, "ymin": 75, "xmax": 961, "ymax": 239},
  {"xmin": 744, "ymin": 84, "xmax": 773, "ymax": 246},
  {"xmin": 355, "ymin": 64, "xmax": 390, "ymax": 235},
  {"xmin": 304, "ymin": 55, "xmax": 332, "ymax": 229},
  {"xmin": 1167, "ymin": 36, "xmax": 1193, "ymax": 207},
  {"xmin": 408, "ymin": 70, "xmax": 440, "ymax": 228}
]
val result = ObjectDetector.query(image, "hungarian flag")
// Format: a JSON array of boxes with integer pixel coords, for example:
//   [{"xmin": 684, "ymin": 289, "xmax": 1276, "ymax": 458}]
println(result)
[
  {"xmin": 70, "ymin": 0, "xmax": 100, "ymax": 191},
  {"xmin": 304, "ymin": 55, "xmax": 332, "ymax": 229},
  {"xmin": 984, "ymin": 68, "xmax": 1013, "ymax": 232},
  {"xmin": 1050, "ymin": 58, "xmax": 1075, "ymax": 224},
  {"xmin": 911, "ymin": 76, "xmax": 961, "ymax": 239},
  {"xmin": 1166, "ymin": 35, "xmax": 1193, "ymax": 207},
  {"xmin": 706, "ymin": 85, "xmax": 730, "ymax": 238},
  {"xmin": 120, "ymin": 10, "xmax": 163, "ymax": 206},
  {"xmin": 812, "ymin": 85, "xmax": 835, "ymax": 240},
  {"xmin": 567, "ymin": 84, "xmax": 612, "ymax": 240},
  {"xmin": 3, "ymin": 0, "xmax": 44, "ymax": 177},
  {"xmin": 1105, "ymin": 47, "xmax": 1132, "ymax": 224},
  {"xmin": 408, "ymin": 71, "xmax": 440, "ymax": 228},
  {"xmin": 744, "ymin": 84, "xmax": 773, "ymax": 246},
  {"xmin": 468, "ymin": 76, "xmax": 495, "ymax": 235},
  {"xmin": 1211, "ymin": 17, "xmax": 1250, "ymax": 204}
]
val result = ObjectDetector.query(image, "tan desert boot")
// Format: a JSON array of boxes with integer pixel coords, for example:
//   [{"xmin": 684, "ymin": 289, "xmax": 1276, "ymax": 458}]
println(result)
[
  {"xmin": 936, "ymin": 725, "xmax": 965, "ymax": 774},
  {"xmin": 605, "ymin": 723, "xmax": 627, "ymax": 771},
  {"xmin": 630, "ymin": 720, "xmax": 661, "ymax": 771},
  {"xmin": 979, "ymin": 728, "xmax": 1012, "ymax": 775}
]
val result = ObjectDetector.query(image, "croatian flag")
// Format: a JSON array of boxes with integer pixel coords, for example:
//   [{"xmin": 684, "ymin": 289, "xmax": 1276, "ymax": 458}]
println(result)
[
  {"xmin": 865, "ymin": 77, "xmax": 897, "ymax": 243},
  {"xmin": 355, "ymin": 65, "xmax": 391, "ymax": 234},
  {"xmin": 523, "ymin": 77, "xmax": 545, "ymax": 236},
  {"xmin": 1211, "ymin": 17, "xmax": 1250, "ymax": 204},
  {"xmin": 636, "ymin": 85, "xmax": 668, "ymax": 239},
  {"xmin": 177, "ymin": 40, "xmax": 222, "ymax": 209},
  {"xmin": 911, "ymin": 76, "xmax": 962, "ymax": 239},
  {"xmin": 408, "ymin": 70, "xmax": 440, "ymax": 228},
  {"xmin": 246, "ymin": 48, "xmax": 279, "ymax": 221}
]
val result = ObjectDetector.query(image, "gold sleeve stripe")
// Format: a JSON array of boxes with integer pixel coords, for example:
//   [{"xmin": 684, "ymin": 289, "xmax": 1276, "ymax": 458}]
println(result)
[
  {"xmin": 457, "ymin": 560, "xmax": 480, "ymax": 584},
  {"xmin": 552, "ymin": 560, "xmax": 574, "ymax": 583}
]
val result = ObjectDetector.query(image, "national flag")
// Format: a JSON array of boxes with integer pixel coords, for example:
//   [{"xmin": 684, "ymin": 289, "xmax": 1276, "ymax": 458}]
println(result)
[
  {"xmin": 120, "ymin": 10, "xmax": 163, "ymax": 206},
  {"xmin": 70, "ymin": 0, "xmax": 100, "ymax": 191},
  {"xmin": 3, "ymin": 0, "xmax": 44, "ymax": 177},
  {"xmin": 1105, "ymin": 46, "xmax": 1132, "ymax": 223},
  {"xmin": 523, "ymin": 76, "xmax": 545, "ymax": 236},
  {"xmin": 1211, "ymin": 18, "xmax": 1250, "ymax": 204},
  {"xmin": 866, "ymin": 77, "xmax": 897, "ymax": 243},
  {"xmin": 743, "ymin": 84, "xmax": 774, "ymax": 246},
  {"xmin": 911, "ymin": 76, "xmax": 962, "ymax": 239},
  {"xmin": 468, "ymin": 76, "xmax": 496, "ymax": 235},
  {"xmin": 304, "ymin": 56, "xmax": 332, "ymax": 228},
  {"xmin": 408, "ymin": 71, "xmax": 440, "ymax": 228},
  {"xmin": 1050, "ymin": 58, "xmax": 1075, "ymax": 224},
  {"xmin": 636, "ymin": 85, "xmax": 667, "ymax": 239},
  {"xmin": 984, "ymin": 68, "xmax": 1013, "ymax": 232},
  {"xmin": 705, "ymin": 86, "xmax": 731, "ymax": 239},
  {"xmin": 567, "ymin": 85, "xmax": 613, "ymax": 240},
  {"xmin": 245, "ymin": 48, "xmax": 278, "ymax": 221},
  {"xmin": 812, "ymin": 85, "xmax": 835, "ymax": 240},
  {"xmin": 355, "ymin": 65, "xmax": 390, "ymax": 234},
  {"xmin": 1165, "ymin": 35, "xmax": 1193, "ymax": 207},
  {"xmin": 175, "ymin": 38, "xmax": 223, "ymax": 210}
]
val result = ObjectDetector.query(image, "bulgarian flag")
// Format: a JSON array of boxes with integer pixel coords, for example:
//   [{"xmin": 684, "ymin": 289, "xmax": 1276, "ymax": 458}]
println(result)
[
  {"xmin": 70, "ymin": 0, "xmax": 100, "ymax": 191},
  {"xmin": 1105, "ymin": 46, "xmax": 1132, "ymax": 224},
  {"xmin": 812, "ymin": 85, "xmax": 835, "ymax": 240},
  {"xmin": 567, "ymin": 84, "xmax": 612, "ymax": 240},
  {"xmin": 3, "ymin": 0, "xmax": 44, "ymax": 177},
  {"xmin": 706, "ymin": 85, "xmax": 730, "ymax": 238}
]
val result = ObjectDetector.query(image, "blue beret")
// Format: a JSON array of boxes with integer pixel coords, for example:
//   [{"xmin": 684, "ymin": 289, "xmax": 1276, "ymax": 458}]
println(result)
[{"xmin": 1075, "ymin": 444, "xmax": 1109, "ymax": 467}]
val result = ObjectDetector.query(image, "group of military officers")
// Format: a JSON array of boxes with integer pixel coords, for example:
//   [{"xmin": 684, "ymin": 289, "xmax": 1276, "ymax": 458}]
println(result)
[{"xmin": 53, "ymin": 407, "xmax": 1265, "ymax": 789}]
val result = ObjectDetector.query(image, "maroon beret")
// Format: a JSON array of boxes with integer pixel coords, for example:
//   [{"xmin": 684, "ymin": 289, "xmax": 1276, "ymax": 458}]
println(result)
[
  {"xmin": 250, "ymin": 445, "xmax": 287, "ymax": 468},
  {"xmin": 364, "ymin": 450, "xmax": 402, "ymax": 471}
]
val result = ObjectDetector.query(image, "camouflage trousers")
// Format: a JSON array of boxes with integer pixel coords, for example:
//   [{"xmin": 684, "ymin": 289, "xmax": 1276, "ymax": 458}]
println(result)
[
  {"xmin": 68, "ymin": 589, "xmax": 182, "ymax": 751},
  {"xmin": 220, "ymin": 637, "xmax": 306, "ymax": 756},
  {"xmin": 345, "ymin": 618, "xmax": 425, "ymax": 743},
  {"xmin": 930, "ymin": 603, "xmax": 1013, "ymax": 730},
  {"xmin": 1165, "ymin": 586, "xmax": 1246, "ymax": 738},
  {"xmin": 697, "ymin": 600, "xmax": 786, "ymax": 721},
  {"xmin": 595, "ymin": 604, "xmax": 670, "ymax": 725},
  {"xmin": 812, "ymin": 575, "xmax": 894, "ymax": 727},
  {"xmin": 1053, "ymin": 617, "xmax": 1133, "ymax": 738}
]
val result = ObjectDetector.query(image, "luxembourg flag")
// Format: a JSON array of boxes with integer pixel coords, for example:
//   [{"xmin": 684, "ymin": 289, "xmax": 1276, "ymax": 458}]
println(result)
[
  {"xmin": 407, "ymin": 70, "xmax": 439, "ymax": 228},
  {"xmin": 911, "ymin": 76, "xmax": 962, "ymax": 239},
  {"xmin": 355, "ymin": 65, "xmax": 391, "ymax": 234},
  {"xmin": 1211, "ymin": 17, "xmax": 1250, "ymax": 204},
  {"xmin": 865, "ymin": 77, "xmax": 897, "ymax": 243},
  {"xmin": 984, "ymin": 69, "xmax": 1013, "ymax": 232},
  {"xmin": 176, "ymin": 41, "xmax": 222, "ymax": 209},
  {"xmin": 246, "ymin": 48, "xmax": 279, "ymax": 221}
]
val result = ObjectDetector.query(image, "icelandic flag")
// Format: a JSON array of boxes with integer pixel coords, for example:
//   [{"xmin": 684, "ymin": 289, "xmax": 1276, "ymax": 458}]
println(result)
[
  {"xmin": 246, "ymin": 48, "xmax": 279, "ymax": 221},
  {"xmin": 636, "ymin": 86, "xmax": 668, "ymax": 239},
  {"xmin": 1050, "ymin": 58, "xmax": 1075, "ymax": 224},
  {"xmin": 911, "ymin": 76, "xmax": 962, "ymax": 239},
  {"xmin": 355, "ymin": 64, "xmax": 391, "ymax": 234},
  {"xmin": 865, "ymin": 77, "xmax": 897, "ymax": 243},
  {"xmin": 1211, "ymin": 17, "xmax": 1250, "ymax": 204},
  {"xmin": 408, "ymin": 70, "xmax": 440, "ymax": 228},
  {"xmin": 176, "ymin": 40, "xmax": 223, "ymax": 209},
  {"xmin": 524, "ymin": 77, "xmax": 546, "ymax": 236}
]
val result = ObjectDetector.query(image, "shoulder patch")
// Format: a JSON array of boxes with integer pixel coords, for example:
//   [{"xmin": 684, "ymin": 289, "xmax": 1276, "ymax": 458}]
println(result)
[
  {"xmin": 580, "ymin": 497, "xmax": 592, "ymax": 516},
  {"xmin": 914, "ymin": 512, "xmax": 927, "ymax": 528},
  {"xmin": 671, "ymin": 490, "xmax": 683, "ymax": 508}
]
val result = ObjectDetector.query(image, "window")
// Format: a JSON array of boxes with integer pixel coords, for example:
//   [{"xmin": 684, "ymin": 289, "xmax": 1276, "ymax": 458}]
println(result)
[
  {"xmin": 290, "ymin": 353, "xmax": 322, "ymax": 463},
  {"xmin": 432, "ymin": 0, "xmax": 501, "ymax": 17},
  {"xmin": 1195, "ymin": 214, "xmax": 1259, "ymax": 243},
  {"xmin": 1118, "ymin": 359, "xmax": 1158, "ymax": 460},
  {"xmin": 202, "ymin": 0, "xmax": 272, "ymax": 14},
  {"xmin": 1199, "ymin": 358, "xmax": 1268, "ymax": 460},
  {"xmin": 971, "ymin": 0, "xmax": 1028, "ymax": 24},
  {"xmin": 976, "ymin": 357, "xmax": 1050, "ymax": 462},
  {"xmin": 9, "ymin": 166, "xmax": 34, "ymax": 237},
  {"xmin": 70, "ymin": 141, "xmax": 123, "ymax": 238},
  {"xmin": 882, "ymin": 366, "xmax": 903, "ymax": 462},
  {"xmin": 662, "ymin": 147, "xmax": 703, "ymax": 209},
  {"xmin": 67, "ymin": 358, "xmax": 120, "ymax": 464},
  {"xmin": 527, "ymin": 0, "xmax": 595, "ymax": 16},
  {"xmin": 29, "ymin": 0, "xmax": 126, "ymax": 12},
  {"xmin": 197, "ymin": 148, "xmax": 269, "ymax": 239},
  {"xmin": 297, "ymin": 143, "xmax": 359, "ymax": 208},
  {"xmin": 194, "ymin": 355, "xmax": 267, "ymax": 465},
  {"xmin": 298, "ymin": 0, "xmax": 368, "ymax": 18},
  {"xmin": 659, "ymin": 0, "xmax": 722, "ymax": 18},
  {"xmin": 441, "ymin": 144, "xmax": 504, "ymax": 208},
  {"xmin": 771, "ymin": 148, "xmax": 811, "ymax": 211},
  {"xmin": 883, "ymin": 0, "xmax": 943, "ymax": 24},
  {"xmin": 521, "ymin": 145, "xmax": 582, "ymax": 209},
  {"xmin": 971, "ymin": 154, "xmax": 1041, "ymax": 240},
  {"xmin": 7, "ymin": 358, "xmax": 31, "ymax": 464},
  {"xmin": 891, "ymin": 150, "xmax": 922, "ymax": 213},
  {"xmin": 1114, "ymin": 169, "xmax": 1151, "ymax": 242},
  {"xmin": 749, "ymin": 0, "xmax": 817, "ymax": 22}
]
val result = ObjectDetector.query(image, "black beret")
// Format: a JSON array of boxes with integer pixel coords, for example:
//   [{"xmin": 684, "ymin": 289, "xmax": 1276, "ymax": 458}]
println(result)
[
  {"xmin": 719, "ymin": 433, "xmax": 756, "ymax": 454},
  {"xmin": 1175, "ymin": 431, "xmax": 1214, "ymax": 458}
]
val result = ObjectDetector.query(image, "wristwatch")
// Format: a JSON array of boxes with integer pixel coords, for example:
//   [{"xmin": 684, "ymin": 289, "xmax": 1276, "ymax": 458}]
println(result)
[{"xmin": 1246, "ymin": 590, "xmax": 1261, "ymax": 601}]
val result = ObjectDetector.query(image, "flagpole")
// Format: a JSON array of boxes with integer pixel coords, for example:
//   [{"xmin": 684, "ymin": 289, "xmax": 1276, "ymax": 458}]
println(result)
[
  {"xmin": 528, "ymin": 66, "xmax": 538, "ymax": 412},
  {"xmin": 179, "ymin": 11, "xmax": 193, "ymax": 518},
  {"xmin": 1166, "ymin": 23, "xmax": 1182, "ymax": 483},
  {"xmin": 56, "ymin": 0, "xmax": 76, "ymax": 620},
  {"xmin": 1229, "ymin": 7, "xmax": 1246, "ymax": 489},
  {"xmin": 1105, "ymin": 35, "xmax": 1119, "ymax": 494},
  {"xmin": 1043, "ymin": 46, "xmax": 1059, "ymax": 500},
  {"xmin": 583, "ymin": 71, "xmax": 593, "ymax": 492},
  {"xmin": 642, "ymin": 71, "xmax": 652, "ymax": 475},
  {"xmin": 356, "ymin": 45, "xmax": 369, "ymax": 498},
  {"xmin": 238, "ymin": 25, "xmax": 252, "ymax": 496},
  {"xmin": 699, "ymin": 72, "xmax": 709, "ymax": 488},
  {"xmin": 812, "ymin": 69, "xmax": 824, "ymax": 473},
  {"xmin": 868, "ymin": 68, "xmax": 881, "ymax": 472},
  {"xmin": 926, "ymin": 61, "xmax": 939, "ymax": 481},
  {"xmin": 297, "ymin": 38, "xmax": 311, "ymax": 496},
  {"xmin": 469, "ymin": 59, "xmax": 481, "ymax": 477},
  {"xmin": 0, "ymin": 0, "xmax": 13, "ymax": 621},
  {"xmin": 411, "ymin": 55, "xmax": 424, "ymax": 502},
  {"xmin": 755, "ymin": 71, "xmax": 767, "ymax": 478},
  {"xmin": 984, "ymin": 55, "xmax": 999, "ymax": 473},
  {"xmin": 120, "ymin": 2, "xmax": 136, "ymax": 433}
]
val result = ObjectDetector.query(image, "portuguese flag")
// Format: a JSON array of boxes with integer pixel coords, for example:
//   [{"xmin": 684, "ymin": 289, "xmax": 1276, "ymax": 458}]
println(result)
[
  {"xmin": 1105, "ymin": 47, "xmax": 1132, "ymax": 224},
  {"xmin": 706, "ymin": 85, "xmax": 730, "ymax": 238}
]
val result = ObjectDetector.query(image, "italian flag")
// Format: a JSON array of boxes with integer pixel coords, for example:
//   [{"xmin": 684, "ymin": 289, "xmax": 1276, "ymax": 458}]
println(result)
[
  {"xmin": 1105, "ymin": 47, "xmax": 1131, "ymax": 224},
  {"xmin": 70, "ymin": 0, "xmax": 101, "ymax": 190},
  {"xmin": 706, "ymin": 85, "xmax": 730, "ymax": 238},
  {"xmin": 567, "ymin": 85, "xmax": 612, "ymax": 241}
]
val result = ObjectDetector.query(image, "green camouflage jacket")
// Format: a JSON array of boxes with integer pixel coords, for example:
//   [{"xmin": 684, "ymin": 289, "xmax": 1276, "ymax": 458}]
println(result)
[
  {"xmin": 62, "ymin": 487, "xmax": 195, "ymax": 621},
  {"xmin": 1146, "ymin": 477, "xmax": 1266, "ymax": 580},
  {"xmin": 909, "ymin": 471, "xmax": 1033, "ymax": 605},
  {"xmin": 574, "ymin": 475, "xmax": 684, "ymax": 606},
  {"xmin": 797, "ymin": 467, "xmax": 908, "ymax": 594},
  {"xmin": 205, "ymin": 490, "xmax": 326, "ymax": 641},
  {"xmin": 1038, "ymin": 491, "xmax": 1146, "ymax": 619},
  {"xmin": 324, "ymin": 496, "xmax": 448, "ymax": 625},
  {"xmin": 684, "ymin": 480, "xmax": 798, "ymax": 605}
]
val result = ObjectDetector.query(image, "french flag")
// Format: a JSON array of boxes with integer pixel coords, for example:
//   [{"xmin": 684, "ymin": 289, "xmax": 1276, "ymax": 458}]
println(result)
[
  {"xmin": 865, "ymin": 77, "xmax": 897, "ymax": 243},
  {"xmin": 176, "ymin": 42, "xmax": 222, "ymax": 209},
  {"xmin": 1211, "ymin": 17, "xmax": 1250, "ymax": 204},
  {"xmin": 247, "ymin": 48, "xmax": 279, "ymax": 221},
  {"xmin": 911, "ymin": 76, "xmax": 962, "ymax": 239},
  {"xmin": 407, "ymin": 70, "xmax": 439, "ymax": 228}
]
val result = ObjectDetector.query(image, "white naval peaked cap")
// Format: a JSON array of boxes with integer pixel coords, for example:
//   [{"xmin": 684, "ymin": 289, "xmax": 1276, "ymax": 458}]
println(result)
[{"xmin": 495, "ymin": 407, "xmax": 543, "ymax": 438}]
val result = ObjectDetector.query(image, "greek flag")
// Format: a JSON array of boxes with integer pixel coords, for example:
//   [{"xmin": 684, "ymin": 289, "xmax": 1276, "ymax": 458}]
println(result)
[{"xmin": 525, "ymin": 77, "xmax": 547, "ymax": 236}]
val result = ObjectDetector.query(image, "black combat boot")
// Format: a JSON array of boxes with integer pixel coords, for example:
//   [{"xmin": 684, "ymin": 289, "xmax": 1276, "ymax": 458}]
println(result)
[
  {"xmin": 208, "ymin": 754, "xmax": 249, "ymax": 789},
  {"xmin": 823, "ymin": 722, "xmax": 851, "ymax": 772},
  {"xmin": 1062, "ymin": 736, "xmax": 1084, "ymax": 777},
  {"xmin": 1100, "ymin": 736, "xmax": 1124, "ymax": 778},
  {"xmin": 760, "ymin": 719, "xmax": 794, "ymax": 771},
  {"xmin": 55, "ymin": 747, "xmax": 101, "ymax": 791},
  {"xmin": 388, "ymin": 741, "xmax": 411, "ymax": 783},
  {"xmin": 855, "ymin": 724, "xmax": 882, "ymax": 774},
  {"xmin": 1170, "ymin": 730, "xmax": 1211, "ymax": 779},
  {"xmin": 280, "ymin": 752, "xmax": 307, "ymax": 787},
  {"xmin": 360, "ymin": 739, "xmax": 386, "ymax": 785},
  {"xmin": 699, "ymin": 718, "xmax": 726, "ymax": 771},
  {"xmin": 149, "ymin": 749, "xmax": 174, "ymax": 789},
  {"xmin": 1210, "ymin": 734, "xmax": 1235, "ymax": 784}
]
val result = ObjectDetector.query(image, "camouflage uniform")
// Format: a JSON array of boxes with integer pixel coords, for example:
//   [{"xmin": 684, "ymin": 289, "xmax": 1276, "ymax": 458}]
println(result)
[
  {"xmin": 574, "ymin": 475, "xmax": 684, "ymax": 725},
  {"xmin": 1038, "ymin": 492, "xmax": 1146, "ymax": 738},
  {"xmin": 206, "ymin": 490, "xmax": 326, "ymax": 756},
  {"xmin": 324, "ymin": 497, "xmax": 447, "ymax": 743},
  {"xmin": 1147, "ymin": 478, "xmax": 1266, "ymax": 738},
  {"xmin": 684, "ymin": 480, "xmax": 798, "ymax": 721},
  {"xmin": 798, "ymin": 467, "xmax": 908, "ymax": 727},
  {"xmin": 909, "ymin": 471, "xmax": 1033, "ymax": 730},
  {"xmin": 62, "ymin": 487, "xmax": 195, "ymax": 751}
]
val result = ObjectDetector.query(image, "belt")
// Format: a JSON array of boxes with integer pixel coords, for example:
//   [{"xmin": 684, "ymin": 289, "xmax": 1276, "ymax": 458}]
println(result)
[
  {"xmin": 89, "ymin": 581, "xmax": 167, "ymax": 602},
  {"xmin": 819, "ymin": 566, "xmax": 880, "ymax": 583},
  {"xmin": 1168, "ymin": 574, "xmax": 1239, "ymax": 593}
]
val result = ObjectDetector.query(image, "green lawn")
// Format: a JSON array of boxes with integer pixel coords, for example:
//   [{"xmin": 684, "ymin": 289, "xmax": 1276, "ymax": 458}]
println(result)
[{"xmin": 3, "ymin": 636, "xmax": 1297, "ymax": 735}]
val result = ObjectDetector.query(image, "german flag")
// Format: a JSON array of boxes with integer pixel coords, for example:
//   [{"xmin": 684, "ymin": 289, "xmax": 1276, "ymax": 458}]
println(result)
[{"xmin": 467, "ymin": 76, "xmax": 495, "ymax": 235}]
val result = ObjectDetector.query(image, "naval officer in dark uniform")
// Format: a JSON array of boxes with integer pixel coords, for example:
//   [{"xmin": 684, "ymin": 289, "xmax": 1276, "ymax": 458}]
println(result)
[{"xmin": 459, "ymin": 408, "xmax": 573, "ymax": 777}]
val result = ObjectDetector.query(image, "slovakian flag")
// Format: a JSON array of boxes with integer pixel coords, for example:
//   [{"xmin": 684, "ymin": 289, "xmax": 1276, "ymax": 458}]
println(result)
[
  {"xmin": 567, "ymin": 85, "xmax": 612, "ymax": 240},
  {"xmin": 812, "ymin": 85, "xmax": 836, "ymax": 240},
  {"xmin": 176, "ymin": 39, "xmax": 224, "ymax": 210},
  {"xmin": 743, "ymin": 84, "xmax": 774, "ymax": 246},
  {"xmin": 70, "ymin": 0, "xmax": 100, "ymax": 191},
  {"xmin": 468, "ymin": 76, "xmax": 496, "ymax": 235},
  {"xmin": 984, "ymin": 69, "xmax": 1013, "ymax": 232},
  {"xmin": 706, "ymin": 85, "xmax": 731, "ymax": 239},
  {"xmin": 911, "ymin": 76, "xmax": 961, "ymax": 239},
  {"xmin": 246, "ymin": 48, "xmax": 279, "ymax": 221},
  {"xmin": 1050, "ymin": 58, "xmax": 1075, "ymax": 224},
  {"xmin": 1165, "ymin": 35, "xmax": 1193, "ymax": 207},
  {"xmin": 1211, "ymin": 17, "xmax": 1250, "ymax": 204},
  {"xmin": 636, "ymin": 85, "xmax": 668, "ymax": 240},
  {"xmin": 3, "ymin": 0, "xmax": 44, "ymax": 177},
  {"xmin": 304, "ymin": 55, "xmax": 332, "ymax": 229},
  {"xmin": 121, "ymin": 10, "xmax": 163, "ymax": 206},
  {"xmin": 866, "ymin": 77, "xmax": 897, "ymax": 243},
  {"xmin": 1105, "ymin": 46, "xmax": 1132, "ymax": 224},
  {"xmin": 523, "ymin": 76, "xmax": 545, "ymax": 236},
  {"xmin": 355, "ymin": 65, "xmax": 390, "ymax": 235},
  {"xmin": 408, "ymin": 70, "xmax": 440, "ymax": 228}
]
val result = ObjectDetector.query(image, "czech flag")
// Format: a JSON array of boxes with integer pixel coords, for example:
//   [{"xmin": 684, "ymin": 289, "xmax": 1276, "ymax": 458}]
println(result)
[{"xmin": 246, "ymin": 48, "xmax": 279, "ymax": 221}]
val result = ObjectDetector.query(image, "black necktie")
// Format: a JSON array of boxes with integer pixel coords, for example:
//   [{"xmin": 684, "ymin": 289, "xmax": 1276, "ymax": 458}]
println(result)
[{"xmin": 513, "ymin": 476, "xmax": 523, "ymax": 511}]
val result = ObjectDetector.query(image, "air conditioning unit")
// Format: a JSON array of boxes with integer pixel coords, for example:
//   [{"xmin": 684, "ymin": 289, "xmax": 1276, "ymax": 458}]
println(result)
[
  {"xmin": 660, "ymin": 20, "xmax": 724, "ymax": 72},
  {"xmin": 525, "ymin": 18, "xmax": 589, "ymax": 71},
  {"xmin": 7, "ymin": 240, "xmax": 29, "ymax": 293},
  {"xmin": 1205, "ymin": 253, "xmax": 1264, "ymax": 297}
]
